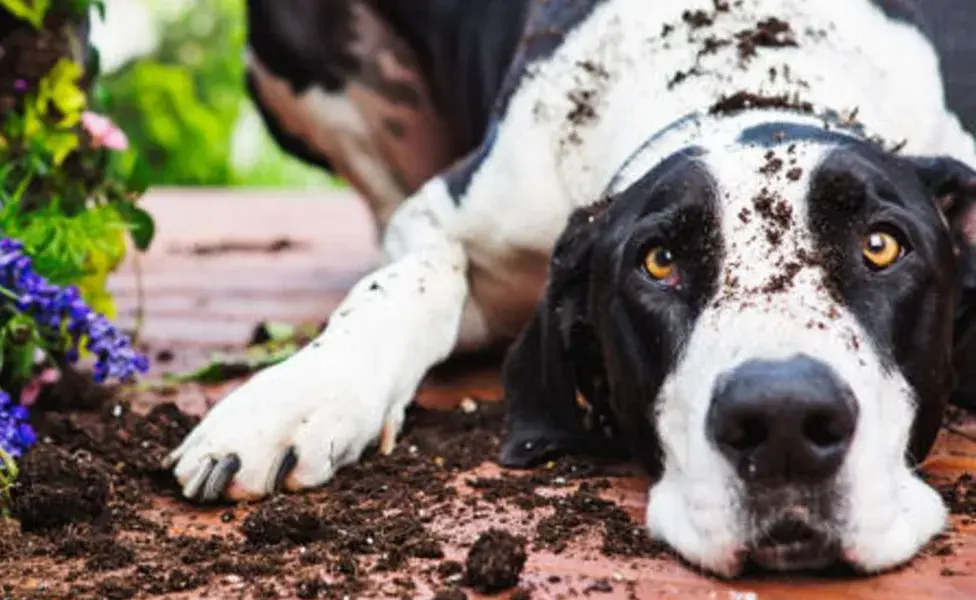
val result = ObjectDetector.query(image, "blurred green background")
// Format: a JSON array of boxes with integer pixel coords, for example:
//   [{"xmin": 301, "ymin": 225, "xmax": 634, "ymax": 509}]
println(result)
[{"xmin": 90, "ymin": 0, "xmax": 339, "ymax": 189}]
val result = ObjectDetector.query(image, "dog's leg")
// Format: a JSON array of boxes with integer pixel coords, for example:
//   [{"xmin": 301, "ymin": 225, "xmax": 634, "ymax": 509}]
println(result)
[
  {"xmin": 165, "ymin": 177, "xmax": 487, "ymax": 501},
  {"xmin": 245, "ymin": 0, "xmax": 460, "ymax": 230}
]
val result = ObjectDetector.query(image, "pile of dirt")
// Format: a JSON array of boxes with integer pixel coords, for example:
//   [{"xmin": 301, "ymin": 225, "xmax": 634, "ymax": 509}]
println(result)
[
  {"xmin": 464, "ymin": 529, "xmax": 527, "ymax": 593},
  {"xmin": 938, "ymin": 473, "xmax": 975, "ymax": 518}
]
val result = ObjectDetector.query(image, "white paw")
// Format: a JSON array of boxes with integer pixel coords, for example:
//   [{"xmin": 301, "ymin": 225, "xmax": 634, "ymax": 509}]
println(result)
[{"xmin": 164, "ymin": 347, "xmax": 404, "ymax": 502}]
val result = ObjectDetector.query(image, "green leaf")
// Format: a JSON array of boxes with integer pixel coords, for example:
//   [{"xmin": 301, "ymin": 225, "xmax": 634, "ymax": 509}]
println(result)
[
  {"xmin": 0, "ymin": 446, "xmax": 20, "ymax": 516},
  {"xmin": 0, "ymin": 0, "xmax": 50, "ymax": 29},
  {"xmin": 164, "ymin": 344, "xmax": 299, "ymax": 385},
  {"xmin": 116, "ymin": 202, "xmax": 155, "ymax": 251},
  {"xmin": 126, "ymin": 154, "xmax": 153, "ymax": 195},
  {"xmin": 87, "ymin": 45, "xmax": 102, "ymax": 79},
  {"xmin": 44, "ymin": 59, "xmax": 87, "ymax": 126},
  {"xmin": 46, "ymin": 131, "xmax": 80, "ymax": 166},
  {"xmin": 260, "ymin": 321, "xmax": 296, "ymax": 343}
]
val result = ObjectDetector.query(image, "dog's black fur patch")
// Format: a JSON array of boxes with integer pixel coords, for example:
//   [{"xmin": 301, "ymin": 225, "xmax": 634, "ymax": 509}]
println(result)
[
  {"xmin": 806, "ymin": 146, "xmax": 976, "ymax": 461},
  {"xmin": 501, "ymin": 149, "xmax": 722, "ymax": 476}
]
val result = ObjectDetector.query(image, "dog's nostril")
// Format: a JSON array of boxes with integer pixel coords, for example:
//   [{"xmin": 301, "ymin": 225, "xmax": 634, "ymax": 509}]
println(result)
[
  {"xmin": 708, "ymin": 356, "xmax": 859, "ymax": 483},
  {"xmin": 725, "ymin": 416, "xmax": 768, "ymax": 452},
  {"xmin": 803, "ymin": 410, "xmax": 848, "ymax": 447}
]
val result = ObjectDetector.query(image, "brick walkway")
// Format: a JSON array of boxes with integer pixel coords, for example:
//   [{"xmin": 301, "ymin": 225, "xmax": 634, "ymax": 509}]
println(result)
[
  {"xmin": 109, "ymin": 188, "xmax": 381, "ymax": 350},
  {"xmin": 103, "ymin": 188, "xmax": 974, "ymax": 599}
]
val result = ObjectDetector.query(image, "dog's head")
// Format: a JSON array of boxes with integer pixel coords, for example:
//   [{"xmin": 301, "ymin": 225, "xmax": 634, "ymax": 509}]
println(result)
[{"xmin": 500, "ymin": 116, "xmax": 976, "ymax": 576}]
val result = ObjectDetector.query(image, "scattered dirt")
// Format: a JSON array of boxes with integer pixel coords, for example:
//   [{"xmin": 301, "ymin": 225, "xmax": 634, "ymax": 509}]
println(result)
[
  {"xmin": 577, "ymin": 60, "xmax": 610, "ymax": 80},
  {"xmin": 759, "ymin": 151, "xmax": 785, "ymax": 176},
  {"xmin": 0, "ymin": 362, "xmax": 663, "ymax": 598},
  {"xmin": 736, "ymin": 17, "xmax": 798, "ymax": 60},
  {"xmin": 567, "ymin": 88, "xmax": 599, "ymax": 126},
  {"xmin": 709, "ymin": 91, "xmax": 814, "ymax": 116},
  {"xmin": 177, "ymin": 238, "xmax": 304, "ymax": 256},
  {"xmin": 938, "ymin": 473, "xmax": 975, "ymax": 517},
  {"xmin": 668, "ymin": 67, "xmax": 704, "ymax": 90},
  {"xmin": 682, "ymin": 9, "xmax": 714, "ymax": 29},
  {"xmin": 698, "ymin": 35, "xmax": 731, "ymax": 58},
  {"xmin": 464, "ymin": 529, "xmax": 527, "ymax": 593}
]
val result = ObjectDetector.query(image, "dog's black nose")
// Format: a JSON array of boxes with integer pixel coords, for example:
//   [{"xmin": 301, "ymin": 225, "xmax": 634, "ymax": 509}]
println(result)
[{"xmin": 707, "ymin": 355, "xmax": 858, "ymax": 484}]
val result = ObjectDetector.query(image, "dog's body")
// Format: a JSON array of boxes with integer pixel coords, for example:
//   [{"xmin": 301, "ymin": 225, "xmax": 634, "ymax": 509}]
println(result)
[{"xmin": 167, "ymin": 0, "xmax": 976, "ymax": 576}]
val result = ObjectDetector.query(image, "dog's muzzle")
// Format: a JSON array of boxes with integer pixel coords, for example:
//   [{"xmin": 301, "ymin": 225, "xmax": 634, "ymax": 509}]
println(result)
[{"xmin": 708, "ymin": 354, "xmax": 859, "ymax": 570}]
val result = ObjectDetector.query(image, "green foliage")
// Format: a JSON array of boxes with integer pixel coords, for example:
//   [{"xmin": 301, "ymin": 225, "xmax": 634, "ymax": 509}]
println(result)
[
  {"xmin": 12, "ymin": 57, "xmax": 86, "ymax": 165},
  {"xmin": 99, "ymin": 61, "xmax": 234, "ymax": 185},
  {"xmin": 96, "ymin": 0, "xmax": 337, "ymax": 188},
  {"xmin": 0, "ymin": 448, "xmax": 18, "ymax": 515},
  {"xmin": 0, "ymin": 0, "xmax": 50, "ymax": 29},
  {"xmin": 96, "ymin": 0, "xmax": 245, "ymax": 186},
  {"xmin": 0, "ymin": 0, "xmax": 151, "ymax": 507},
  {"xmin": 0, "ymin": 29, "xmax": 154, "ymax": 320},
  {"xmin": 0, "ymin": 0, "xmax": 102, "ymax": 28}
]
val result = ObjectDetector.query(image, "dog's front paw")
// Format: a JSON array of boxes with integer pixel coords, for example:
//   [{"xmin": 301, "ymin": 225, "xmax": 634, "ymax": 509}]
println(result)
[{"xmin": 164, "ymin": 348, "xmax": 402, "ymax": 503}]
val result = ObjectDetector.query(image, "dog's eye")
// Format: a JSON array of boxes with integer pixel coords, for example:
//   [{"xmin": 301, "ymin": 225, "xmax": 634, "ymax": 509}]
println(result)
[
  {"xmin": 862, "ymin": 231, "xmax": 904, "ymax": 270},
  {"xmin": 644, "ymin": 247, "xmax": 676, "ymax": 280}
]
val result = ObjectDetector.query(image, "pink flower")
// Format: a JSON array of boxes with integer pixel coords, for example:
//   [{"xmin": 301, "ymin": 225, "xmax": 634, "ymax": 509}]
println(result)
[
  {"xmin": 19, "ymin": 368, "xmax": 61, "ymax": 407},
  {"xmin": 81, "ymin": 111, "xmax": 130, "ymax": 151}
]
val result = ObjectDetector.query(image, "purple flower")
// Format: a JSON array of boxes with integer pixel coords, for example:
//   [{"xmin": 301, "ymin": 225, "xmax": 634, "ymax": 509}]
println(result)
[
  {"xmin": 13, "ymin": 79, "xmax": 27, "ymax": 92},
  {"xmin": 0, "ymin": 237, "xmax": 150, "ymax": 383},
  {"xmin": 0, "ymin": 391, "xmax": 35, "ymax": 459}
]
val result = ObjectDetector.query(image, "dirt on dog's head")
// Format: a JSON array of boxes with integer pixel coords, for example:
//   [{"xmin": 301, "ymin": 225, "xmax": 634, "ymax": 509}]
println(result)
[{"xmin": 500, "ymin": 113, "xmax": 976, "ymax": 577}]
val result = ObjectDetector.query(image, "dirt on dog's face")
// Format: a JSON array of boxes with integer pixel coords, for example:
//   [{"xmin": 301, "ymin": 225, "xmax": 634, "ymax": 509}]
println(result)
[{"xmin": 500, "ymin": 124, "xmax": 976, "ymax": 577}]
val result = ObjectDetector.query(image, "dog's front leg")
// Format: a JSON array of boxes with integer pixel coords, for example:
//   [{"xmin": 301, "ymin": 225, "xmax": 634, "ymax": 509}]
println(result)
[{"xmin": 166, "ymin": 182, "xmax": 473, "ymax": 502}]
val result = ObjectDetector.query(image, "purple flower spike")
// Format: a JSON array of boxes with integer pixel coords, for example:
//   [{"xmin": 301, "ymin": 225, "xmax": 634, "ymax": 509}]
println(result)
[
  {"xmin": 0, "ymin": 237, "xmax": 150, "ymax": 383},
  {"xmin": 13, "ymin": 79, "xmax": 28, "ymax": 92},
  {"xmin": 0, "ymin": 391, "xmax": 35, "ymax": 459}
]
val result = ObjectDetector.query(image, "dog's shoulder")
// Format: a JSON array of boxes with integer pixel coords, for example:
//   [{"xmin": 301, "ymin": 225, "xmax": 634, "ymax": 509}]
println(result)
[
  {"xmin": 858, "ymin": 1, "xmax": 976, "ymax": 136},
  {"xmin": 903, "ymin": 0, "xmax": 976, "ymax": 137}
]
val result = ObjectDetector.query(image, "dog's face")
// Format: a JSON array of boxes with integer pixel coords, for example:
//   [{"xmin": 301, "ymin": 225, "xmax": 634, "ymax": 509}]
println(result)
[{"xmin": 500, "ymin": 122, "xmax": 976, "ymax": 576}]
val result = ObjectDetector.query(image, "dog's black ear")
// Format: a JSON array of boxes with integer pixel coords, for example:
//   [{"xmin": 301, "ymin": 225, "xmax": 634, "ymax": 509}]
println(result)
[
  {"xmin": 909, "ymin": 156, "xmax": 976, "ymax": 410},
  {"xmin": 499, "ymin": 203, "xmax": 625, "ymax": 467}
]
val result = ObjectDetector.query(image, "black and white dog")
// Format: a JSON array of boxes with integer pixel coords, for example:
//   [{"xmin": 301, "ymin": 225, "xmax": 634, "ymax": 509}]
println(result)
[{"xmin": 166, "ymin": 0, "xmax": 976, "ymax": 577}]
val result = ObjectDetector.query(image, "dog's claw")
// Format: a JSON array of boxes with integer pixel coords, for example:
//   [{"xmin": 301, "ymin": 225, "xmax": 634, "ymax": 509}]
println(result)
[
  {"xmin": 200, "ymin": 454, "xmax": 241, "ymax": 503},
  {"xmin": 182, "ymin": 457, "xmax": 217, "ymax": 500},
  {"xmin": 379, "ymin": 418, "xmax": 398, "ymax": 456},
  {"xmin": 161, "ymin": 452, "xmax": 178, "ymax": 470},
  {"xmin": 272, "ymin": 447, "xmax": 299, "ymax": 492}
]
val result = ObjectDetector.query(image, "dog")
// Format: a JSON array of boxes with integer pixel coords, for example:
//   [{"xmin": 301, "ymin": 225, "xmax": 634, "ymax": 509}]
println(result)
[{"xmin": 165, "ymin": 0, "xmax": 976, "ymax": 577}]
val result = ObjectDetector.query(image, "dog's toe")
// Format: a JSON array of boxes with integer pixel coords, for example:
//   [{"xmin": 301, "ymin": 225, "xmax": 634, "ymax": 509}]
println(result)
[
  {"xmin": 271, "ymin": 446, "xmax": 299, "ymax": 492},
  {"xmin": 197, "ymin": 453, "xmax": 242, "ymax": 502},
  {"xmin": 181, "ymin": 456, "xmax": 217, "ymax": 500}
]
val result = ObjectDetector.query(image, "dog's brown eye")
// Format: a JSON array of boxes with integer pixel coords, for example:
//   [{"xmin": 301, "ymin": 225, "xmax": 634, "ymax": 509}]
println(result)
[
  {"xmin": 862, "ymin": 231, "xmax": 903, "ymax": 270},
  {"xmin": 644, "ymin": 247, "xmax": 676, "ymax": 280}
]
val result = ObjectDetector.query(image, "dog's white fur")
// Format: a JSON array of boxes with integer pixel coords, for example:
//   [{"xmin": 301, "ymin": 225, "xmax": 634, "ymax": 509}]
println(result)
[{"xmin": 168, "ymin": 0, "xmax": 975, "ymax": 574}]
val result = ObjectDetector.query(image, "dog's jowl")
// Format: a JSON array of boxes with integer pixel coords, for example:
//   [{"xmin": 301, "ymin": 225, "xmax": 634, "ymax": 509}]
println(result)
[{"xmin": 168, "ymin": 0, "xmax": 976, "ymax": 577}]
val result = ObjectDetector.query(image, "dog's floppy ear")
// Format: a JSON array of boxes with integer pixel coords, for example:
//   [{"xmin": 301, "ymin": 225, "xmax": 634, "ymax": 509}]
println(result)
[
  {"xmin": 908, "ymin": 156, "xmax": 976, "ymax": 410},
  {"xmin": 498, "ymin": 202, "xmax": 626, "ymax": 467}
]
